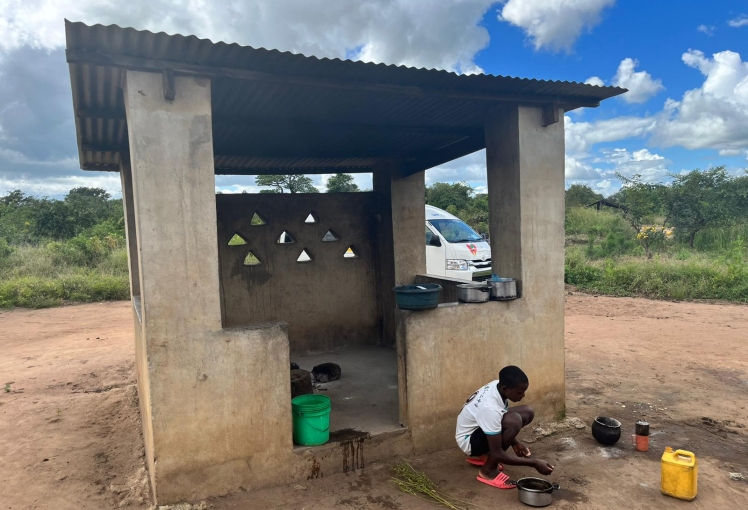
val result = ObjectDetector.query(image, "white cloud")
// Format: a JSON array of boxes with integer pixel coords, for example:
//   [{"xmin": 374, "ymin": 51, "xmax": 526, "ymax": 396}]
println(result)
[
  {"xmin": 595, "ymin": 179, "xmax": 613, "ymax": 193},
  {"xmin": 565, "ymin": 155, "xmax": 602, "ymax": 180},
  {"xmin": 596, "ymin": 147, "xmax": 669, "ymax": 182},
  {"xmin": 697, "ymin": 24, "xmax": 715, "ymax": 36},
  {"xmin": 585, "ymin": 76, "xmax": 605, "ymax": 86},
  {"xmin": 612, "ymin": 58, "xmax": 664, "ymax": 103},
  {"xmin": 426, "ymin": 150, "xmax": 487, "ymax": 185},
  {"xmin": 0, "ymin": 0, "xmax": 495, "ymax": 73},
  {"xmin": 651, "ymin": 49, "xmax": 748, "ymax": 153},
  {"xmin": 498, "ymin": 0, "xmax": 616, "ymax": 52},
  {"xmin": 0, "ymin": 172, "xmax": 122, "ymax": 197},
  {"xmin": 564, "ymin": 114, "xmax": 656, "ymax": 155},
  {"xmin": 728, "ymin": 15, "xmax": 748, "ymax": 28}
]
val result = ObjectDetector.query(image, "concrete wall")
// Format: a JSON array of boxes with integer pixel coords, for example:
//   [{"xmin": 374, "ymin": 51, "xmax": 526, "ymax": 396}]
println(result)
[
  {"xmin": 373, "ymin": 161, "xmax": 426, "ymax": 348},
  {"xmin": 216, "ymin": 192, "xmax": 381, "ymax": 355},
  {"xmin": 123, "ymin": 71, "xmax": 295, "ymax": 504},
  {"xmin": 396, "ymin": 104, "xmax": 566, "ymax": 454}
]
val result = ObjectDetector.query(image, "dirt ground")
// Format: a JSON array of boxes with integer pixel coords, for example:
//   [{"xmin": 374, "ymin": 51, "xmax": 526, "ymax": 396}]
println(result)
[{"xmin": 1, "ymin": 295, "xmax": 747, "ymax": 510}]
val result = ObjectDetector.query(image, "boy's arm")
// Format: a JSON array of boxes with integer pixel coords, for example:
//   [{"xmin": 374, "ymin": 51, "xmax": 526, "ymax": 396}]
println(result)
[
  {"xmin": 485, "ymin": 434, "xmax": 535, "ymax": 467},
  {"xmin": 486, "ymin": 435, "xmax": 553, "ymax": 474}
]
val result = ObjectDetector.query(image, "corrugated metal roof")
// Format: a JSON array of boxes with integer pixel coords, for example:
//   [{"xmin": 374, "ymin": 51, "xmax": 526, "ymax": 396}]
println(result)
[{"xmin": 65, "ymin": 21, "xmax": 626, "ymax": 174}]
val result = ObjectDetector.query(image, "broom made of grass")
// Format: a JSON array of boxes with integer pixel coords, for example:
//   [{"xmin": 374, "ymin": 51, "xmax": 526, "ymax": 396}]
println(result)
[{"xmin": 391, "ymin": 461, "xmax": 474, "ymax": 510}]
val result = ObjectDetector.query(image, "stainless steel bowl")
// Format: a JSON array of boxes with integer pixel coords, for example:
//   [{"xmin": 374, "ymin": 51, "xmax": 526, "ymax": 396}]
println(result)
[
  {"xmin": 516, "ymin": 477, "xmax": 560, "ymax": 507},
  {"xmin": 456, "ymin": 283, "xmax": 490, "ymax": 303}
]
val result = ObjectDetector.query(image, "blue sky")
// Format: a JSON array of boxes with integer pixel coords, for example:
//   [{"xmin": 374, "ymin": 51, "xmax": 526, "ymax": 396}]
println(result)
[{"xmin": 0, "ymin": 0, "xmax": 746, "ymax": 197}]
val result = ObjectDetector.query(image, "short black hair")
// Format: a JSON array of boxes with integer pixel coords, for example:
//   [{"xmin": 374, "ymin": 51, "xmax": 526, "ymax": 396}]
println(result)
[{"xmin": 499, "ymin": 366, "xmax": 528, "ymax": 389}]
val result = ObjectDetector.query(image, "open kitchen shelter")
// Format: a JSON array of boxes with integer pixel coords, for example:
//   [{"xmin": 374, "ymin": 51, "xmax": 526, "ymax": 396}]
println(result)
[{"xmin": 65, "ymin": 20, "xmax": 624, "ymax": 505}]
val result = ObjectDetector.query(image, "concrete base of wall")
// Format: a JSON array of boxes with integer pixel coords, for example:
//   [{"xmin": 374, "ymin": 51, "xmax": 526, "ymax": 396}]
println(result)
[{"xmin": 396, "ymin": 300, "xmax": 565, "ymax": 456}]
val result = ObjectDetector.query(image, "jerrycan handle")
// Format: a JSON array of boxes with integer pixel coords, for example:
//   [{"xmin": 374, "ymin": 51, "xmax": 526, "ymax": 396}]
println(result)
[{"xmin": 674, "ymin": 450, "xmax": 695, "ymax": 465}]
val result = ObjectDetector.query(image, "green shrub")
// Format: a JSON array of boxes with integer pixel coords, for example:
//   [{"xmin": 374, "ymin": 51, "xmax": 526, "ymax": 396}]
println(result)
[
  {"xmin": 565, "ymin": 207, "xmax": 633, "ymax": 237},
  {"xmin": 0, "ymin": 273, "xmax": 129, "ymax": 308},
  {"xmin": 0, "ymin": 238, "xmax": 13, "ymax": 259},
  {"xmin": 0, "ymin": 243, "xmax": 129, "ymax": 308},
  {"xmin": 565, "ymin": 253, "xmax": 748, "ymax": 303}
]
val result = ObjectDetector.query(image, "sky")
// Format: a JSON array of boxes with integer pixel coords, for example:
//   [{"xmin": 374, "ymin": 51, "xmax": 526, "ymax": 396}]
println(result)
[{"xmin": 0, "ymin": 0, "xmax": 747, "ymax": 198}]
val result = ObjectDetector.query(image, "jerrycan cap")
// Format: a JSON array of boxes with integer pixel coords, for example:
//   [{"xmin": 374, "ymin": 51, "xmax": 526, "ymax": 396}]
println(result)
[{"xmin": 664, "ymin": 446, "xmax": 673, "ymax": 453}]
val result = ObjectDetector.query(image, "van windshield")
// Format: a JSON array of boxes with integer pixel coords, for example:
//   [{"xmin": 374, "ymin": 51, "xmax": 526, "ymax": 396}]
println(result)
[{"xmin": 428, "ymin": 219, "xmax": 483, "ymax": 243}]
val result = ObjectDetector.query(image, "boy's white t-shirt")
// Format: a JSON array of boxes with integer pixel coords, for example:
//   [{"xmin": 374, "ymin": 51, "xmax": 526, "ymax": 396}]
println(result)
[{"xmin": 455, "ymin": 380, "xmax": 509, "ymax": 455}]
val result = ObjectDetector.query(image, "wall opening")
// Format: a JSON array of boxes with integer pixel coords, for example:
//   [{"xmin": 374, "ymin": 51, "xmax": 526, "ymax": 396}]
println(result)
[
  {"xmin": 296, "ymin": 249, "xmax": 312, "ymax": 262},
  {"xmin": 243, "ymin": 251, "xmax": 261, "ymax": 266},
  {"xmin": 278, "ymin": 231, "xmax": 296, "ymax": 244},
  {"xmin": 305, "ymin": 212, "xmax": 318, "ymax": 224},
  {"xmin": 228, "ymin": 233, "xmax": 247, "ymax": 246},
  {"xmin": 322, "ymin": 230, "xmax": 339, "ymax": 242},
  {"xmin": 251, "ymin": 212, "xmax": 267, "ymax": 226}
]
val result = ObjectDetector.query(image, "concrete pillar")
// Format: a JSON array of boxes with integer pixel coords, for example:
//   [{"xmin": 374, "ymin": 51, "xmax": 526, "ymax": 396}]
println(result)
[
  {"xmin": 374, "ymin": 161, "xmax": 426, "ymax": 344},
  {"xmin": 124, "ymin": 69, "xmax": 221, "ymax": 502},
  {"xmin": 124, "ymin": 71, "xmax": 293, "ymax": 504},
  {"xmin": 484, "ymin": 103, "xmax": 566, "ymax": 415},
  {"xmin": 485, "ymin": 104, "xmax": 565, "ymax": 294}
]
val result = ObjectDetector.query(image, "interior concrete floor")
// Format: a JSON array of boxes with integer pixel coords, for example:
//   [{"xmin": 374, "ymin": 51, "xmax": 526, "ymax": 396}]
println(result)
[{"xmin": 294, "ymin": 346, "xmax": 401, "ymax": 437}]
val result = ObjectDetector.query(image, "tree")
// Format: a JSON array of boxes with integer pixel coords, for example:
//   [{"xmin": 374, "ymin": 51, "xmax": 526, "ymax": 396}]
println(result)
[
  {"xmin": 32, "ymin": 199, "xmax": 76, "ymax": 239},
  {"xmin": 663, "ymin": 167, "xmax": 731, "ymax": 248},
  {"xmin": 326, "ymin": 174, "xmax": 360, "ymax": 193},
  {"xmin": 425, "ymin": 182, "xmax": 474, "ymax": 211},
  {"xmin": 64, "ymin": 187, "xmax": 113, "ymax": 233},
  {"xmin": 255, "ymin": 175, "xmax": 320, "ymax": 193},
  {"xmin": 565, "ymin": 184, "xmax": 603, "ymax": 209},
  {"xmin": 610, "ymin": 174, "xmax": 665, "ymax": 231},
  {"xmin": 459, "ymin": 193, "xmax": 489, "ymax": 234}
]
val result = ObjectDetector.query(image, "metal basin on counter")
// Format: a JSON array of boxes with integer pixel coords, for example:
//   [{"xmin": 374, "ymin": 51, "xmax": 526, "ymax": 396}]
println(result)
[{"xmin": 457, "ymin": 282, "xmax": 490, "ymax": 303}]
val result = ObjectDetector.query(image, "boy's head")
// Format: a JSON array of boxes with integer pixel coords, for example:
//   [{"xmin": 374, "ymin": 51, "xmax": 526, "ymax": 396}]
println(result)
[{"xmin": 498, "ymin": 365, "xmax": 529, "ymax": 402}]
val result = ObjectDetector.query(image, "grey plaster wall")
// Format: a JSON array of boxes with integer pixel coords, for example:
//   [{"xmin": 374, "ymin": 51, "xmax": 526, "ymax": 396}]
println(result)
[{"xmin": 216, "ymin": 193, "xmax": 381, "ymax": 355}]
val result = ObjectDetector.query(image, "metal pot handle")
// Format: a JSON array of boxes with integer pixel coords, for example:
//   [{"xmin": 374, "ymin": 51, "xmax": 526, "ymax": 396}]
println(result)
[{"xmin": 552, "ymin": 483, "xmax": 560, "ymax": 490}]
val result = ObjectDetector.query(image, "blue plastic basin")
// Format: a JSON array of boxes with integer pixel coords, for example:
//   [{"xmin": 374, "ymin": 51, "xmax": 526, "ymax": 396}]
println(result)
[{"xmin": 393, "ymin": 284, "xmax": 442, "ymax": 310}]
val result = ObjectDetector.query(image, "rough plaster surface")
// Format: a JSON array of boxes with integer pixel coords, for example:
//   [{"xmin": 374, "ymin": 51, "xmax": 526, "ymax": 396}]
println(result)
[
  {"xmin": 373, "ymin": 162, "xmax": 426, "ymax": 349},
  {"xmin": 124, "ymin": 72, "xmax": 294, "ymax": 504}
]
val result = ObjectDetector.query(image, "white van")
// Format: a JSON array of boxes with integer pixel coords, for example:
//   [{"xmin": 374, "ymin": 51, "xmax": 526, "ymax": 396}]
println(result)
[{"xmin": 425, "ymin": 205, "xmax": 492, "ymax": 281}]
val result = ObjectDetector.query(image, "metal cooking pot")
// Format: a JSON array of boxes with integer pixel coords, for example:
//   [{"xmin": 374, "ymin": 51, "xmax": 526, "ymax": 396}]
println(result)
[
  {"xmin": 456, "ymin": 283, "xmax": 490, "ymax": 303},
  {"xmin": 516, "ymin": 478, "xmax": 560, "ymax": 507},
  {"xmin": 489, "ymin": 278, "xmax": 518, "ymax": 300}
]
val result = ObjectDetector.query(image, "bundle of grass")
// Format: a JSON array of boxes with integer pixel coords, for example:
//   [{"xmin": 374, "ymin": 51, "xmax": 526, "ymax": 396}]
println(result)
[{"xmin": 391, "ymin": 461, "xmax": 473, "ymax": 510}]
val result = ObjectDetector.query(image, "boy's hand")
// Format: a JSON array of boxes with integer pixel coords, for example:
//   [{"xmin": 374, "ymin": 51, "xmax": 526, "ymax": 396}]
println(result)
[
  {"xmin": 532, "ymin": 459, "xmax": 554, "ymax": 475},
  {"xmin": 512, "ymin": 442, "xmax": 531, "ymax": 457}
]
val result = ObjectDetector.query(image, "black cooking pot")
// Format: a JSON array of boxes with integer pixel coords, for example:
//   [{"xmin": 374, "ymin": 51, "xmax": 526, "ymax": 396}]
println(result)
[
  {"xmin": 591, "ymin": 416, "xmax": 622, "ymax": 445},
  {"xmin": 516, "ymin": 477, "xmax": 560, "ymax": 507}
]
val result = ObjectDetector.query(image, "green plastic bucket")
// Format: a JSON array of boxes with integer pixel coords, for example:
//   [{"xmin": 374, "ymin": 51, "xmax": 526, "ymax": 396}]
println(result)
[{"xmin": 291, "ymin": 394, "xmax": 331, "ymax": 446}]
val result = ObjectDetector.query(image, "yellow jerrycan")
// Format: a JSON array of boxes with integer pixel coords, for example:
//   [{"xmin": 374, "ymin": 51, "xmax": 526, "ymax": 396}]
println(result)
[{"xmin": 661, "ymin": 447, "xmax": 698, "ymax": 501}]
